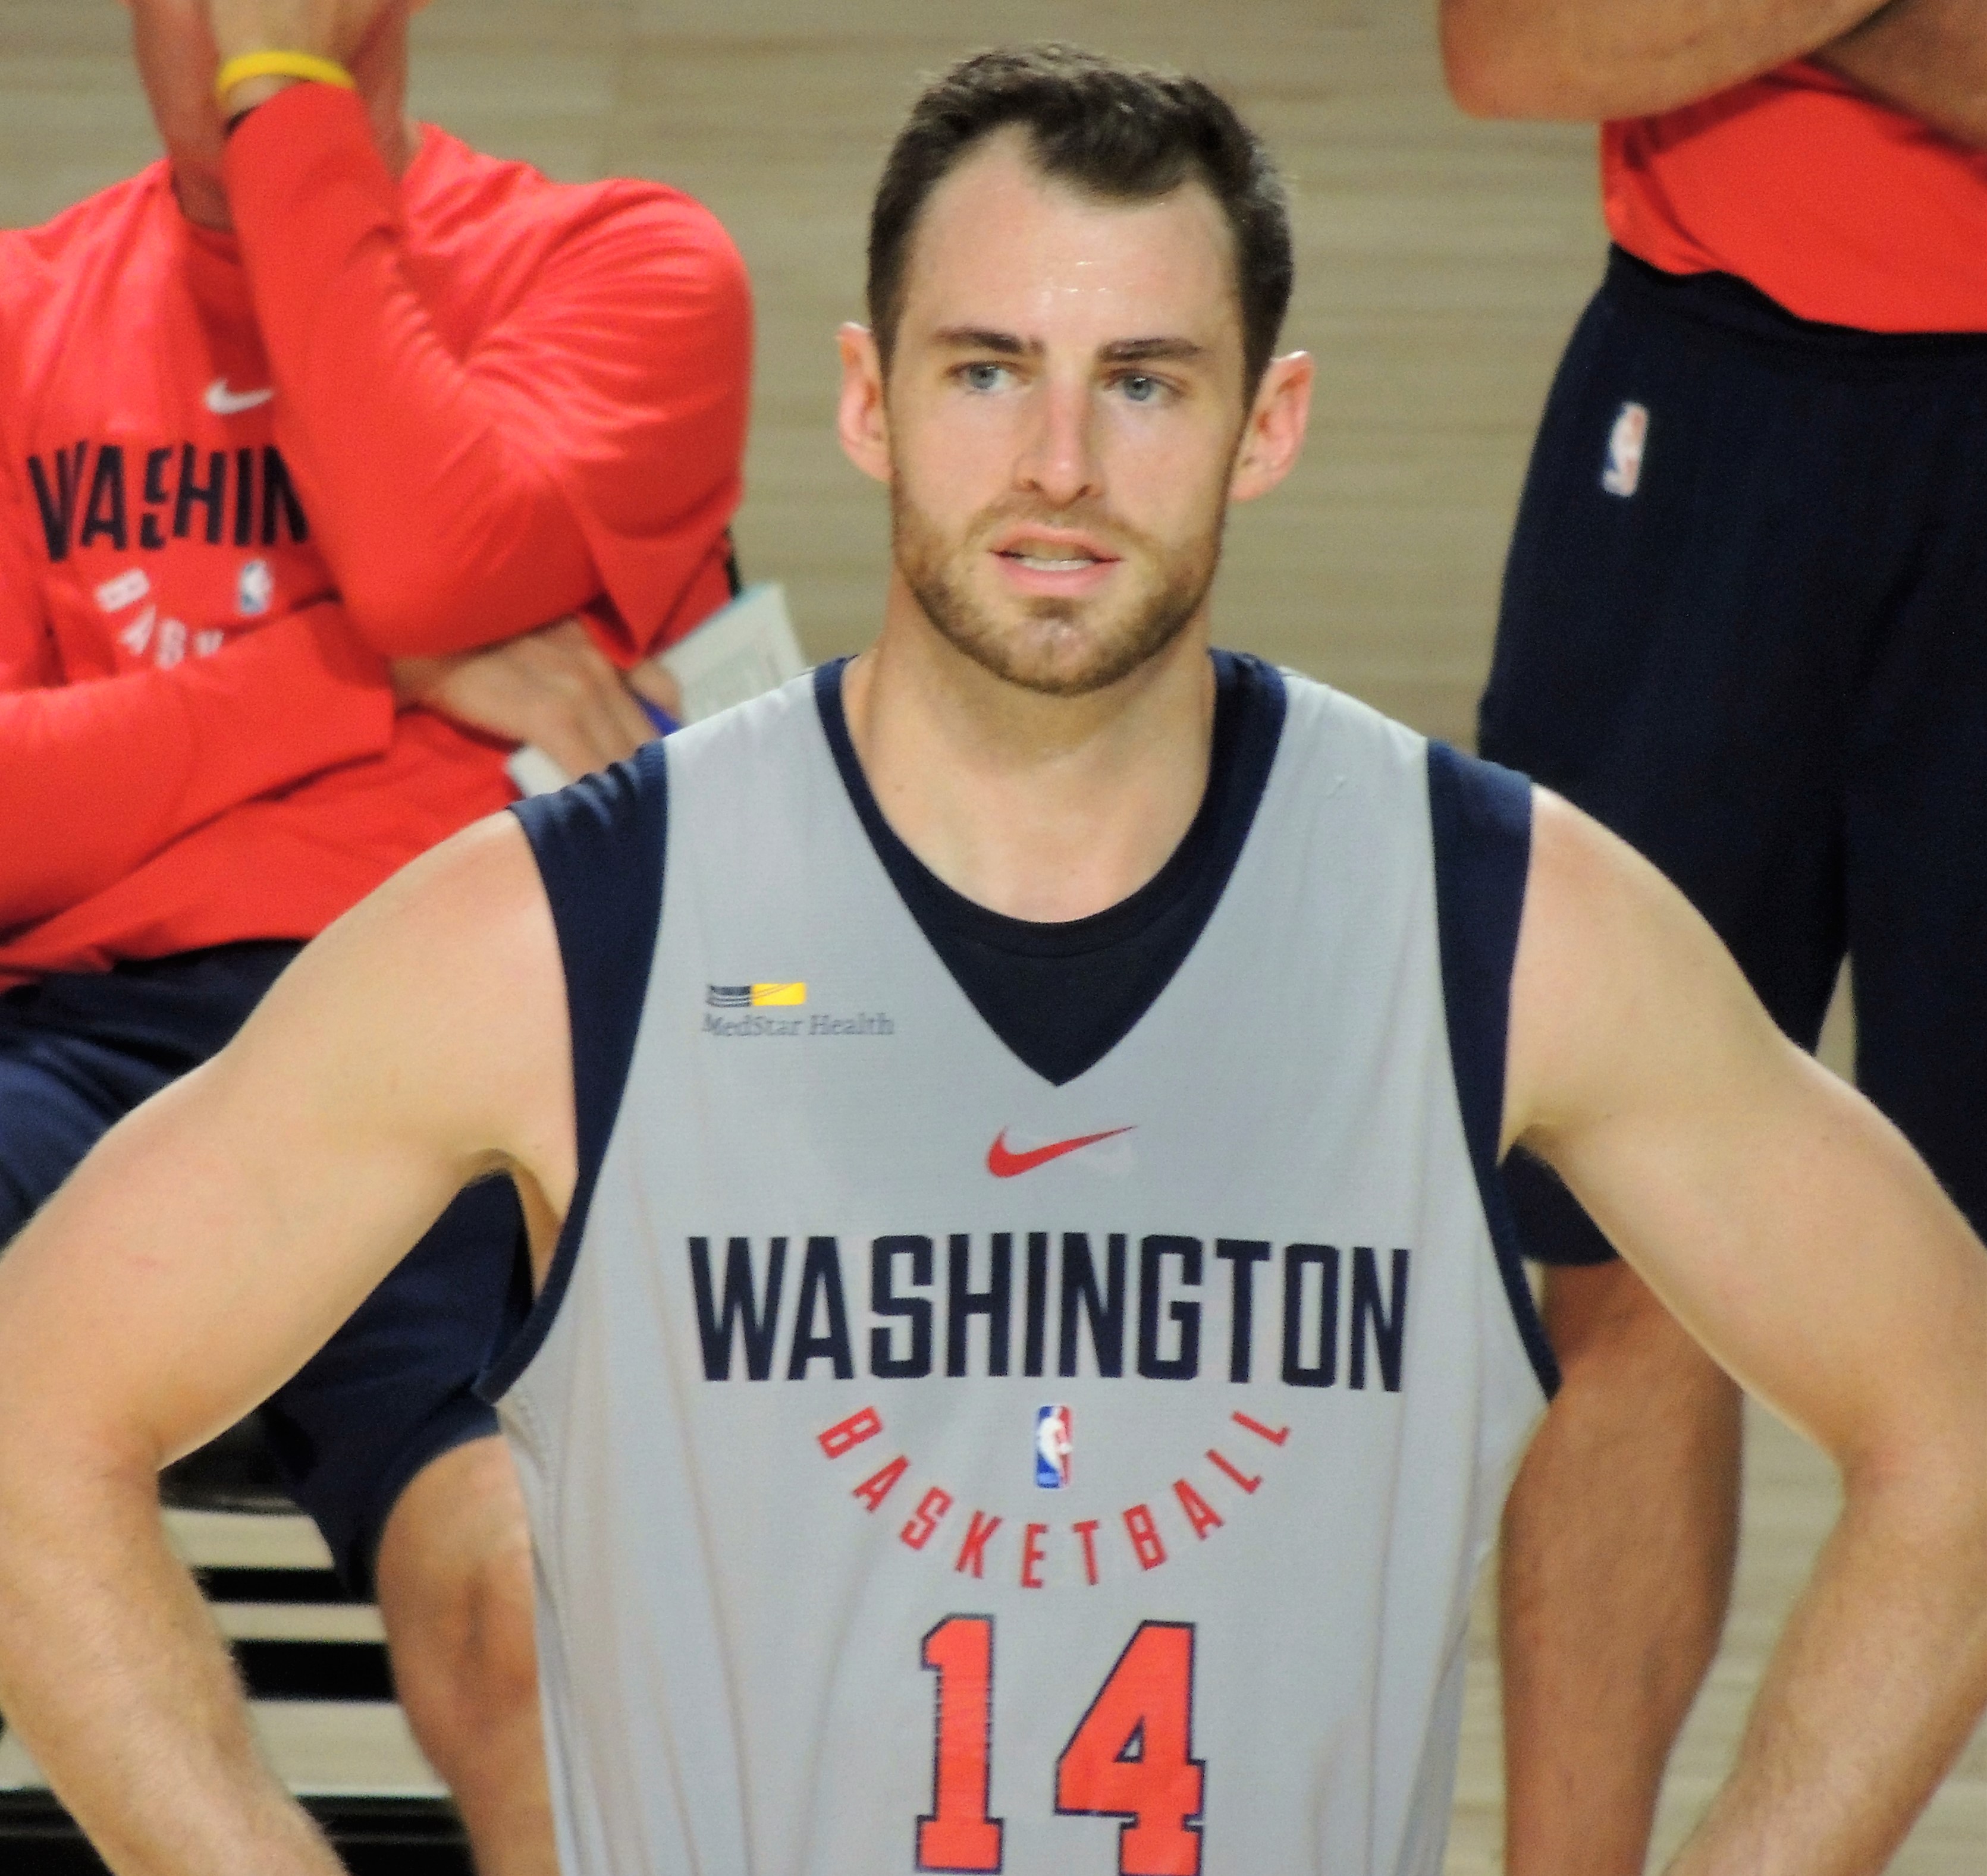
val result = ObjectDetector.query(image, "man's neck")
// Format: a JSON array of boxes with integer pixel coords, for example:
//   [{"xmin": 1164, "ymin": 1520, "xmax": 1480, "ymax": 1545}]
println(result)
[{"xmin": 840, "ymin": 576, "xmax": 1219, "ymax": 923}]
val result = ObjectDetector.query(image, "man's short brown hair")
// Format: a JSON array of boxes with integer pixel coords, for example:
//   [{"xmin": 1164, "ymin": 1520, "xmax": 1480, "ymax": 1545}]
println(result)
[{"xmin": 868, "ymin": 44, "xmax": 1295, "ymax": 391}]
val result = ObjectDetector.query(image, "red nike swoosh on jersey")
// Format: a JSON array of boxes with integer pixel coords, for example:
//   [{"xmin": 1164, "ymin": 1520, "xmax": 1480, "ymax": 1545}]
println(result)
[{"xmin": 986, "ymin": 1127, "xmax": 1135, "ymax": 1178}]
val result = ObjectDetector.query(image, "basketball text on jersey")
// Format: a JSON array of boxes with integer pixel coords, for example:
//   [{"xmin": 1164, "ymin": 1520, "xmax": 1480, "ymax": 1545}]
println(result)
[
  {"xmin": 693, "ymin": 1230, "xmax": 1411, "ymax": 1597},
  {"xmin": 813, "ymin": 1396, "xmax": 1294, "ymax": 1590}
]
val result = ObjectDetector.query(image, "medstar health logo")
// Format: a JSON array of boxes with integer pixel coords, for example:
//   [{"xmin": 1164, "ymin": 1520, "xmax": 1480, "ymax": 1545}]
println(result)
[{"xmin": 707, "ymin": 983, "xmax": 806, "ymax": 1008}]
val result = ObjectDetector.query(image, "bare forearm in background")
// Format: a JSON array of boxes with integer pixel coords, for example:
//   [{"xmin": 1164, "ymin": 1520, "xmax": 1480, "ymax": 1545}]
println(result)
[
  {"xmin": 1440, "ymin": 0, "xmax": 1885, "ymax": 117},
  {"xmin": 1816, "ymin": 0, "xmax": 1987, "ymax": 143}
]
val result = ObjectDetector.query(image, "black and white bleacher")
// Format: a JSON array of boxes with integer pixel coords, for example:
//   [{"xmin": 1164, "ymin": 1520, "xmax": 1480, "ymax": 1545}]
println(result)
[{"xmin": 0, "ymin": 1426, "xmax": 470, "ymax": 1874}]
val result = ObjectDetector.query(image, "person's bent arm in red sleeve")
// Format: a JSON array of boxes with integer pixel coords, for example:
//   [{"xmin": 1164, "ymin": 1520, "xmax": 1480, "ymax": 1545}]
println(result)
[{"xmin": 0, "ymin": 5, "xmax": 751, "ymax": 1870}]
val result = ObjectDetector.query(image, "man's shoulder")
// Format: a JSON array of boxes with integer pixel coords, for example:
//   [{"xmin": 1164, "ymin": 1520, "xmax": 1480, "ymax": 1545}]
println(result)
[
  {"xmin": 1261, "ymin": 663, "xmax": 1534, "ymax": 865},
  {"xmin": 406, "ymin": 128, "xmax": 737, "ymax": 269},
  {"xmin": 1270, "ymin": 662, "xmax": 1429, "ymax": 783},
  {"xmin": 1, "ymin": 166, "xmax": 172, "ymax": 312},
  {"xmin": 0, "ymin": 166, "xmax": 175, "ymax": 405}
]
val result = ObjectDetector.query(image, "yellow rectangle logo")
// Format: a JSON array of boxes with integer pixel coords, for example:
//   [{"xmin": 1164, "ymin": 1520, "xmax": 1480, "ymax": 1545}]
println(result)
[{"xmin": 751, "ymin": 982, "xmax": 807, "ymax": 1007}]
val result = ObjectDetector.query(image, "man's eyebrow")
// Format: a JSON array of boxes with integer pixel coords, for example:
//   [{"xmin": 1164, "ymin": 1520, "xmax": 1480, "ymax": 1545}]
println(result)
[
  {"xmin": 1099, "ymin": 337, "xmax": 1208, "ymax": 364},
  {"xmin": 931, "ymin": 327, "xmax": 1040, "ymax": 357},
  {"xmin": 927, "ymin": 330, "xmax": 1210, "ymax": 367}
]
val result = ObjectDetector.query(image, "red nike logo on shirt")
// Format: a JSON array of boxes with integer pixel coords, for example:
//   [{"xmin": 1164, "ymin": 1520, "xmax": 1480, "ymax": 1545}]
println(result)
[{"xmin": 986, "ymin": 1127, "xmax": 1135, "ymax": 1177}]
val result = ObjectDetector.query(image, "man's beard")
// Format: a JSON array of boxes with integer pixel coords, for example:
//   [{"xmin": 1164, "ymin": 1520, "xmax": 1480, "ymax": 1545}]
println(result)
[{"xmin": 891, "ymin": 483, "xmax": 1227, "ymax": 699}]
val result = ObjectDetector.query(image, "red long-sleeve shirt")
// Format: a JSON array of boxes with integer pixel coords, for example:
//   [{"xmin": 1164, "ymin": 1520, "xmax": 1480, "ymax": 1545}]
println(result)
[
  {"xmin": 1604, "ymin": 60, "xmax": 1987, "ymax": 331},
  {"xmin": 0, "ymin": 83, "xmax": 750, "ymax": 985}
]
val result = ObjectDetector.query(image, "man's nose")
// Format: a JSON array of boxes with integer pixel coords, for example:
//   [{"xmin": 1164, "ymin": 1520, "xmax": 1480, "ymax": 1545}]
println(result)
[{"xmin": 1015, "ymin": 376, "xmax": 1101, "ymax": 508}]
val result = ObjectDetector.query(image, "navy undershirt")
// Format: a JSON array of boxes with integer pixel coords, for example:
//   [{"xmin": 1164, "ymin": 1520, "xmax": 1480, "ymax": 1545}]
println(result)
[{"xmin": 814, "ymin": 651, "xmax": 1287, "ymax": 1087}]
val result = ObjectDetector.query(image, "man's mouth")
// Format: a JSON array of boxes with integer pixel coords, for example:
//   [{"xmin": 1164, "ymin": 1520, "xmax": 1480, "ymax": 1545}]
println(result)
[
  {"xmin": 990, "ymin": 529, "xmax": 1120, "ymax": 577},
  {"xmin": 1003, "ymin": 550, "xmax": 1098, "ymax": 571}
]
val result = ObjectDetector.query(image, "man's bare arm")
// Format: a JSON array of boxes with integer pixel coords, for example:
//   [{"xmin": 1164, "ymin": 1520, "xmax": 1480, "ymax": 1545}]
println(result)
[
  {"xmin": 1439, "ymin": 0, "xmax": 1886, "ymax": 118},
  {"xmin": 0, "ymin": 816, "xmax": 572, "ymax": 1876},
  {"xmin": 1504, "ymin": 794, "xmax": 1987, "ymax": 1876},
  {"xmin": 1498, "ymin": 1264, "xmax": 1740, "ymax": 1876},
  {"xmin": 1816, "ymin": 0, "xmax": 1987, "ymax": 144}
]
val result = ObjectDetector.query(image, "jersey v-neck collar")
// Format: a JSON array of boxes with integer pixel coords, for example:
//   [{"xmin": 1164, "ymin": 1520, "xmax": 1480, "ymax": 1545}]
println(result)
[{"xmin": 812, "ymin": 650, "xmax": 1287, "ymax": 1085}]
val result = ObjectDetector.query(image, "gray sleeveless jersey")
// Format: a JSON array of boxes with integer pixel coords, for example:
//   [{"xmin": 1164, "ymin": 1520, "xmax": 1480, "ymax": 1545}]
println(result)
[{"xmin": 492, "ymin": 662, "xmax": 1554, "ymax": 1876}]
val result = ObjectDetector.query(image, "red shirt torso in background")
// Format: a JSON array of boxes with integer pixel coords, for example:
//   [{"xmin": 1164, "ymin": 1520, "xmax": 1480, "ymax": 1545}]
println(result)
[
  {"xmin": 0, "ymin": 86, "xmax": 750, "ymax": 985},
  {"xmin": 1603, "ymin": 59, "xmax": 1987, "ymax": 331}
]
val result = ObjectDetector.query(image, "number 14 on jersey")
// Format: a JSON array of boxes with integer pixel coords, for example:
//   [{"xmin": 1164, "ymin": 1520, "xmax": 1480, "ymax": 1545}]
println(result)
[{"xmin": 919, "ymin": 1616, "xmax": 1205, "ymax": 1875}]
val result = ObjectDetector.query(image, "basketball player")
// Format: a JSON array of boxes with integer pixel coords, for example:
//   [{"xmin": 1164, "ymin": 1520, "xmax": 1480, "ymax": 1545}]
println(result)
[
  {"xmin": 1441, "ymin": 5, "xmax": 1987, "ymax": 1871},
  {"xmin": 0, "ymin": 46, "xmax": 1982, "ymax": 1876},
  {"xmin": 0, "ymin": 2, "xmax": 748, "ymax": 1866}
]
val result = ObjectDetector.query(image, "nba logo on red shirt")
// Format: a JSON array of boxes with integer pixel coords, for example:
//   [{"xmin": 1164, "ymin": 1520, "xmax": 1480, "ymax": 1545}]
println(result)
[
  {"xmin": 1035, "ymin": 1405, "xmax": 1073, "ymax": 1488},
  {"xmin": 1601, "ymin": 401, "xmax": 1648, "ymax": 497}
]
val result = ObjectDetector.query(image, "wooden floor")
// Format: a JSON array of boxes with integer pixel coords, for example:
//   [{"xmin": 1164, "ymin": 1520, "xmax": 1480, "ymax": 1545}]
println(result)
[{"xmin": 0, "ymin": 2, "xmax": 1979, "ymax": 1870}]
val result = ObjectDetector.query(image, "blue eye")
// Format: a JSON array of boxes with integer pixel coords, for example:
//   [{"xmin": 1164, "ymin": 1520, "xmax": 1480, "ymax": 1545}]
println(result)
[
  {"xmin": 962, "ymin": 362, "xmax": 1007, "ymax": 392},
  {"xmin": 1120, "ymin": 374, "xmax": 1163, "ymax": 403}
]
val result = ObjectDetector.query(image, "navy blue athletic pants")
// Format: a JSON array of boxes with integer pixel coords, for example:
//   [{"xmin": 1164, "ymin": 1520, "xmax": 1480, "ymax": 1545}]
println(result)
[
  {"xmin": 0, "ymin": 944, "xmax": 526, "ymax": 1590},
  {"xmin": 1483, "ymin": 247, "xmax": 1987, "ymax": 1264}
]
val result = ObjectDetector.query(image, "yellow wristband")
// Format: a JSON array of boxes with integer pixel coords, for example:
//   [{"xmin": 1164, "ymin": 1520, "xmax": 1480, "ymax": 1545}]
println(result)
[{"xmin": 213, "ymin": 51, "xmax": 356, "ymax": 109}]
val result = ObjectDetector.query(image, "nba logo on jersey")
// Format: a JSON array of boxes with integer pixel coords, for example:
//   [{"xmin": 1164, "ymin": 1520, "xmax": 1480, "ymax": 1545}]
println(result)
[
  {"xmin": 1035, "ymin": 1405, "xmax": 1073, "ymax": 1488},
  {"xmin": 237, "ymin": 558, "xmax": 274, "ymax": 616},
  {"xmin": 1601, "ymin": 401, "xmax": 1649, "ymax": 497}
]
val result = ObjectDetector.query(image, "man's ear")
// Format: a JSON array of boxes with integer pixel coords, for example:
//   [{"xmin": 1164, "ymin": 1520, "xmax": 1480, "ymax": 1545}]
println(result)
[
  {"xmin": 837, "ymin": 323, "xmax": 892, "ymax": 486},
  {"xmin": 1229, "ymin": 350, "xmax": 1314, "ymax": 504}
]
